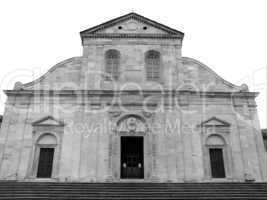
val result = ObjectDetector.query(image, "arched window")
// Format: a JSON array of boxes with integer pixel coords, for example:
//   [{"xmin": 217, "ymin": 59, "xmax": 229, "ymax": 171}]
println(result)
[
  {"xmin": 105, "ymin": 49, "xmax": 120, "ymax": 81},
  {"xmin": 206, "ymin": 135, "xmax": 226, "ymax": 179},
  {"xmin": 145, "ymin": 50, "xmax": 160, "ymax": 81}
]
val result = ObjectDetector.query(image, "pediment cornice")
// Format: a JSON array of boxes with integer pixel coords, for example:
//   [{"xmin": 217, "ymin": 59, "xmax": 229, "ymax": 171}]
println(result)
[
  {"xmin": 80, "ymin": 12, "xmax": 184, "ymax": 40},
  {"xmin": 199, "ymin": 117, "xmax": 230, "ymax": 127},
  {"xmin": 32, "ymin": 116, "xmax": 64, "ymax": 127}
]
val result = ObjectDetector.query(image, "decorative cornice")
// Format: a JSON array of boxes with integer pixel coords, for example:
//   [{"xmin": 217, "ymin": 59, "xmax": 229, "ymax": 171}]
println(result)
[
  {"xmin": 32, "ymin": 116, "xmax": 65, "ymax": 127},
  {"xmin": 4, "ymin": 89, "xmax": 259, "ymax": 98},
  {"xmin": 199, "ymin": 116, "xmax": 231, "ymax": 127},
  {"xmin": 81, "ymin": 33, "xmax": 182, "ymax": 39}
]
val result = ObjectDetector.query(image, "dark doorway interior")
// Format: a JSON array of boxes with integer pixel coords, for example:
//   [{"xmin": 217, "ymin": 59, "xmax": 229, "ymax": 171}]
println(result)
[
  {"xmin": 37, "ymin": 148, "xmax": 54, "ymax": 178},
  {"xmin": 121, "ymin": 136, "xmax": 144, "ymax": 179},
  {"xmin": 209, "ymin": 148, "xmax": 226, "ymax": 178}
]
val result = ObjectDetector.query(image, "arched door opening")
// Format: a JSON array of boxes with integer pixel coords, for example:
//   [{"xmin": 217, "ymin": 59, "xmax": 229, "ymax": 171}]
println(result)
[
  {"xmin": 116, "ymin": 115, "xmax": 147, "ymax": 179},
  {"xmin": 121, "ymin": 136, "xmax": 144, "ymax": 179},
  {"xmin": 206, "ymin": 135, "xmax": 227, "ymax": 179},
  {"xmin": 35, "ymin": 133, "xmax": 57, "ymax": 178}
]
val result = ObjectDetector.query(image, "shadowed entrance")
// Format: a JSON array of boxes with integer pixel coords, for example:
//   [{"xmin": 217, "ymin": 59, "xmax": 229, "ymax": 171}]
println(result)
[
  {"xmin": 209, "ymin": 148, "xmax": 226, "ymax": 178},
  {"xmin": 37, "ymin": 148, "xmax": 54, "ymax": 178},
  {"xmin": 121, "ymin": 136, "xmax": 144, "ymax": 179}
]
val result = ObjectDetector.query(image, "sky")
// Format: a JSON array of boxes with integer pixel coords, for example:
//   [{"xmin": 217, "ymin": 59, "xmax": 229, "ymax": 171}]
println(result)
[{"xmin": 0, "ymin": 0, "xmax": 267, "ymax": 127}]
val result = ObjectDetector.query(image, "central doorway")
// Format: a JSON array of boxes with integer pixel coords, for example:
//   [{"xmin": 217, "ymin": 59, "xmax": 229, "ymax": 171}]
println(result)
[
  {"xmin": 209, "ymin": 148, "xmax": 226, "ymax": 178},
  {"xmin": 121, "ymin": 136, "xmax": 144, "ymax": 179},
  {"xmin": 37, "ymin": 148, "xmax": 54, "ymax": 178}
]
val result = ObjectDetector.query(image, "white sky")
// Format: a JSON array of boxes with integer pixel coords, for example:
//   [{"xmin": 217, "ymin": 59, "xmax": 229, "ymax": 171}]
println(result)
[{"xmin": 0, "ymin": 0, "xmax": 267, "ymax": 127}]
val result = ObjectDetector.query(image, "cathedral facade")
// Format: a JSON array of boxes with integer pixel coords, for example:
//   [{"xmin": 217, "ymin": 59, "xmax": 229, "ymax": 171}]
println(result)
[{"xmin": 0, "ymin": 13, "xmax": 266, "ymax": 182}]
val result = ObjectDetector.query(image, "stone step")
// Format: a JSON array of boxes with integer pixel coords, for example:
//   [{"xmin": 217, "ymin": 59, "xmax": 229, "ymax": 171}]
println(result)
[{"xmin": 0, "ymin": 182, "xmax": 267, "ymax": 199}]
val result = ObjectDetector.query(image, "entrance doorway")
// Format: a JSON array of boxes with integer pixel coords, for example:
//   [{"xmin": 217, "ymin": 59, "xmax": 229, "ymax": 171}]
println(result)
[
  {"xmin": 121, "ymin": 136, "xmax": 144, "ymax": 179},
  {"xmin": 209, "ymin": 148, "xmax": 226, "ymax": 178},
  {"xmin": 37, "ymin": 148, "xmax": 54, "ymax": 178}
]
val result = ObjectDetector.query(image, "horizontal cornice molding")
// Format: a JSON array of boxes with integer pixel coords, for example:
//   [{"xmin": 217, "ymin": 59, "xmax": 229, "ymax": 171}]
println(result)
[
  {"xmin": 4, "ymin": 90, "xmax": 259, "ymax": 98},
  {"xmin": 81, "ymin": 33, "xmax": 183, "ymax": 39}
]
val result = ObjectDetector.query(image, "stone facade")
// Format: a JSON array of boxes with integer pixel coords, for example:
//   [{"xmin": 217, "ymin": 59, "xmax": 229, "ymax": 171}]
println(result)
[{"xmin": 0, "ymin": 12, "xmax": 266, "ymax": 182}]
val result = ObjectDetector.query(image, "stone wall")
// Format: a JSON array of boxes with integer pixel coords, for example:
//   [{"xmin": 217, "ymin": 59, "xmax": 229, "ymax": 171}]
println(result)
[{"xmin": 0, "ymin": 90, "xmax": 265, "ymax": 182}]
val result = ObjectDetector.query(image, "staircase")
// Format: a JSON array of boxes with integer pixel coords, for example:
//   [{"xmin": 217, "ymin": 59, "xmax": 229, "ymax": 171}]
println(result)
[{"xmin": 0, "ymin": 181, "xmax": 267, "ymax": 199}]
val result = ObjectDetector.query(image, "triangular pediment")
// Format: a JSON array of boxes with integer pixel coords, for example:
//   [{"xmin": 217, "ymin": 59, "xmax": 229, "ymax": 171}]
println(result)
[
  {"xmin": 80, "ymin": 12, "xmax": 184, "ymax": 38},
  {"xmin": 200, "ymin": 117, "xmax": 230, "ymax": 127},
  {"xmin": 32, "ymin": 116, "xmax": 64, "ymax": 126},
  {"xmin": 95, "ymin": 19, "xmax": 168, "ymax": 34}
]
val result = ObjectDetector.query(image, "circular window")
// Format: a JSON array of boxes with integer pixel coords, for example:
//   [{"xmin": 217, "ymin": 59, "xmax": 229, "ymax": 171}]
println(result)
[
  {"xmin": 143, "ymin": 26, "xmax": 147, "ymax": 30},
  {"xmin": 118, "ymin": 26, "xmax": 122, "ymax": 29}
]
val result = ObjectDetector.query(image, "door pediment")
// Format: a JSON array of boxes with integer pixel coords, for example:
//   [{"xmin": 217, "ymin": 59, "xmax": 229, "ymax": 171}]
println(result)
[
  {"xmin": 200, "ymin": 117, "xmax": 230, "ymax": 127},
  {"xmin": 32, "ymin": 116, "xmax": 64, "ymax": 126}
]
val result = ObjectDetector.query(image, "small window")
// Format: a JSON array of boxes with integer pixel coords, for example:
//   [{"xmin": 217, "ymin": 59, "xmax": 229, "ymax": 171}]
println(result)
[
  {"xmin": 105, "ymin": 49, "xmax": 120, "ymax": 81},
  {"xmin": 145, "ymin": 50, "xmax": 160, "ymax": 81}
]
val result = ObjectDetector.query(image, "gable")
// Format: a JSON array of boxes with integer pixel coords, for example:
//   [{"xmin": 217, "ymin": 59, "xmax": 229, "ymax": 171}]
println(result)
[
  {"xmin": 200, "ymin": 117, "xmax": 230, "ymax": 127},
  {"xmin": 32, "ymin": 116, "xmax": 64, "ymax": 126},
  {"xmin": 80, "ymin": 12, "xmax": 184, "ymax": 39},
  {"xmin": 95, "ymin": 19, "xmax": 167, "ymax": 35}
]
